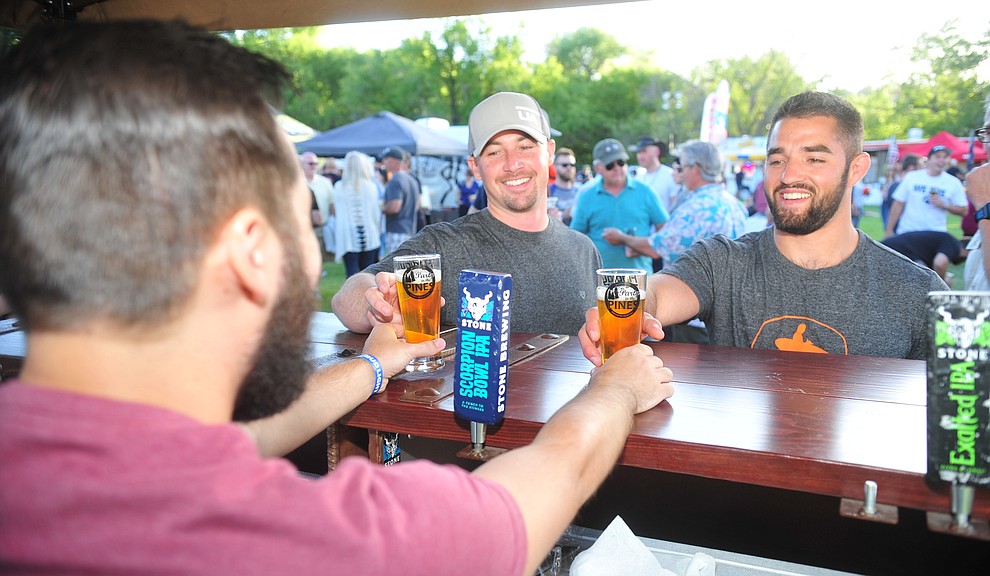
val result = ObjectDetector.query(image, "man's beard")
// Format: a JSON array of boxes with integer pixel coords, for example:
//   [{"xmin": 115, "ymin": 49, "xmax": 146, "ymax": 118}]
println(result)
[
  {"xmin": 769, "ymin": 169, "xmax": 849, "ymax": 236},
  {"xmin": 232, "ymin": 239, "xmax": 315, "ymax": 422}
]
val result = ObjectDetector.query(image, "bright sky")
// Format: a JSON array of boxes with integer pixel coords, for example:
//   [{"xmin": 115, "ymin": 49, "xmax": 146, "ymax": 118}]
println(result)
[{"xmin": 317, "ymin": 0, "xmax": 989, "ymax": 93}]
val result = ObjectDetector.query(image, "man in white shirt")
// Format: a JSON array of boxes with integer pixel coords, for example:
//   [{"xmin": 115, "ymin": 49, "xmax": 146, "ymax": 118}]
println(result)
[
  {"xmin": 885, "ymin": 145, "xmax": 967, "ymax": 236},
  {"xmin": 630, "ymin": 137, "xmax": 679, "ymax": 213},
  {"xmin": 883, "ymin": 144, "xmax": 968, "ymax": 280}
]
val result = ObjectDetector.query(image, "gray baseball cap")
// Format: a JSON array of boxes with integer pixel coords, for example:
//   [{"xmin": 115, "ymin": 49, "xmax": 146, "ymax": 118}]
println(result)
[
  {"xmin": 467, "ymin": 92, "xmax": 551, "ymax": 157},
  {"xmin": 593, "ymin": 138, "xmax": 629, "ymax": 165}
]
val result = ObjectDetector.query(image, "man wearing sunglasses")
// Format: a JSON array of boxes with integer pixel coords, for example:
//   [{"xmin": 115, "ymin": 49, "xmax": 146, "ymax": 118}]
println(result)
[
  {"xmin": 964, "ymin": 95, "xmax": 990, "ymax": 290},
  {"xmin": 549, "ymin": 148, "xmax": 579, "ymax": 225},
  {"xmin": 570, "ymin": 138, "xmax": 669, "ymax": 270}
]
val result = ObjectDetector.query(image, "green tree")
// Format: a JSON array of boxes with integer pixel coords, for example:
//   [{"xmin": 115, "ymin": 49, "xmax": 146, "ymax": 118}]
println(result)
[
  {"xmin": 692, "ymin": 51, "xmax": 815, "ymax": 138},
  {"xmin": 547, "ymin": 28, "xmax": 625, "ymax": 80},
  {"xmin": 890, "ymin": 22, "xmax": 990, "ymax": 138}
]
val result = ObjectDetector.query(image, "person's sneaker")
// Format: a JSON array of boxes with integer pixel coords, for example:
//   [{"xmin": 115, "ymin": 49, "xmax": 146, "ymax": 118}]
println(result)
[{"xmin": 321, "ymin": 269, "xmax": 328, "ymax": 278}]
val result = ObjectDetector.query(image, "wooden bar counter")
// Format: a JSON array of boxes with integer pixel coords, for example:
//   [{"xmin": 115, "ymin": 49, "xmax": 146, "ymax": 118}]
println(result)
[{"xmin": 342, "ymin": 326, "xmax": 987, "ymax": 521}]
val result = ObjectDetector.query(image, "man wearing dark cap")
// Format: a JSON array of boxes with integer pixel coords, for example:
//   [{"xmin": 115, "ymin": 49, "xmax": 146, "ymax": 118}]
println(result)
[
  {"xmin": 334, "ymin": 92, "xmax": 602, "ymax": 336},
  {"xmin": 380, "ymin": 145, "xmax": 421, "ymax": 255},
  {"xmin": 570, "ymin": 138, "xmax": 669, "ymax": 270},
  {"xmin": 885, "ymin": 144, "xmax": 968, "ymax": 238},
  {"xmin": 631, "ymin": 136, "xmax": 679, "ymax": 213}
]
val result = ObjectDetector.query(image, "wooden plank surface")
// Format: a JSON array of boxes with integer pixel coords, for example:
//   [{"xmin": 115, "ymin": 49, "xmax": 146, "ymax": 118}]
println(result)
[{"xmin": 343, "ymin": 336, "xmax": 989, "ymax": 518}]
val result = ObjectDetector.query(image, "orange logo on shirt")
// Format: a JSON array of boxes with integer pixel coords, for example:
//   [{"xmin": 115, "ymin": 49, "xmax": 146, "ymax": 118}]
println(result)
[
  {"xmin": 751, "ymin": 316, "xmax": 848, "ymax": 355},
  {"xmin": 774, "ymin": 323, "xmax": 826, "ymax": 353}
]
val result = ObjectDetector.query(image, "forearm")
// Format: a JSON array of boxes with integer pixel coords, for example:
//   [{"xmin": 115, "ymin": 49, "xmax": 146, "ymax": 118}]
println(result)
[
  {"xmin": 646, "ymin": 273, "xmax": 700, "ymax": 327},
  {"xmin": 473, "ymin": 378, "xmax": 636, "ymax": 575},
  {"xmin": 242, "ymin": 359, "xmax": 375, "ymax": 458},
  {"xmin": 331, "ymin": 272, "xmax": 377, "ymax": 333},
  {"xmin": 624, "ymin": 234, "xmax": 659, "ymax": 259},
  {"xmin": 948, "ymin": 204, "xmax": 968, "ymax": 217}
]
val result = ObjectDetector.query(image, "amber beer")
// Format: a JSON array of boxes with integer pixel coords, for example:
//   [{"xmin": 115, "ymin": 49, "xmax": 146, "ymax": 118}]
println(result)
[
  {"xmin": 596, "ymin": 268, "xmax": 647, "ymax": 361},
  {"xmin": 394, "ymin": 254, "xmax": 444, "ymax": 371}
]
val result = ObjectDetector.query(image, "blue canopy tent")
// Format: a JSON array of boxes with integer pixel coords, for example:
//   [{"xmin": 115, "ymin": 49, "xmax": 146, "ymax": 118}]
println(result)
[{"xmin": 296, "ymin": 111, "xmax": 468, "ymax": 158}]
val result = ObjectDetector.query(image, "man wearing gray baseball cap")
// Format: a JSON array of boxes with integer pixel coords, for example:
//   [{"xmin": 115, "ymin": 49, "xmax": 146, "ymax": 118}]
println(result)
[
  {"xmin": 333, "ymin": 91, "xmax": 602, "ymax": 336},
  {"xmin": 570, "ymin": 137, "xmax": 669, "ymax": 270}
]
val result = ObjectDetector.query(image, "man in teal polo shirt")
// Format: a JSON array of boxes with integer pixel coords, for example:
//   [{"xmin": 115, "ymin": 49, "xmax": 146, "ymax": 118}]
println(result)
[{"xmin": 570, "ymin": 138, "xmax": 669, "ymax": 269}]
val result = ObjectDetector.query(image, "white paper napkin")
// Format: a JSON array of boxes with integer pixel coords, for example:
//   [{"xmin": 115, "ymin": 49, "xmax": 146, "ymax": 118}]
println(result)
[
  {"xmin": 569, "ymin": 516, "xmax": 717, "ymax": 576},
  {"xmin": 569, "ymin": 516, "xmax": 669, "ymax": 575}
]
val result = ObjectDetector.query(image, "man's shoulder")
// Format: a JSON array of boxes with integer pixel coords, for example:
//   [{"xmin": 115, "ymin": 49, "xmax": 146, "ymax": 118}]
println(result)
[
  {"xmin": 863, "ymin": 234, "xmax": 941, "ymax": 278},
  {"xmin": 387, "ymin": 172, "xmax": 417, "ymax": 188},
  {"xmin": 679, "ymin": 228, "xmax": 765, "ymax": 259}
]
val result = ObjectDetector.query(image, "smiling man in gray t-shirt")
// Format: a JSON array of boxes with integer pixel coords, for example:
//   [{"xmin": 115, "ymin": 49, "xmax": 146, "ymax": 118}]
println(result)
[{"xmin": 579, "ymin": 91, "xmax": 947, "ymax": 363}]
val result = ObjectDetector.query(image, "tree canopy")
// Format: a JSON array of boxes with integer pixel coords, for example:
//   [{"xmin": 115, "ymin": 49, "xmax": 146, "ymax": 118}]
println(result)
[{"xmin": 220, "ymin": 19, "xmax": 989, "ymax": 162}]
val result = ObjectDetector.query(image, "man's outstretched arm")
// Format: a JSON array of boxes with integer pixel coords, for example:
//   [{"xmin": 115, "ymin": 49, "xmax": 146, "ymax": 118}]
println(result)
[{"xmin": 473, "ymin": 344, "xmax": 674, "ymax": 575}]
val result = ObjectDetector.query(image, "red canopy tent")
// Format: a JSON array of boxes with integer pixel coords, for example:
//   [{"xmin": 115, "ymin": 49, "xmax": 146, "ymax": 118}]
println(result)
[{"xmin": 895, "ymin": 131, "xmax": 987, "ymax": 163}]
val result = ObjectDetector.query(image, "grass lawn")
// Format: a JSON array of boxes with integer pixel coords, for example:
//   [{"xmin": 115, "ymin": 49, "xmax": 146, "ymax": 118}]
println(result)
[{"xmin": 317, "ymin": 260, "xmax": 347, "ymax": 313}]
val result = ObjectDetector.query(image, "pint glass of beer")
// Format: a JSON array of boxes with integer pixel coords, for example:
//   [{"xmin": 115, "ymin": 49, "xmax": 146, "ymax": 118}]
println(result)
[
  {"xmin": 596, "ymin": 268, "xmax": 647, "ymax": 361},
  {"xmin": 394, "ymin": 254, "xmax": 444, "ymax": 371}
]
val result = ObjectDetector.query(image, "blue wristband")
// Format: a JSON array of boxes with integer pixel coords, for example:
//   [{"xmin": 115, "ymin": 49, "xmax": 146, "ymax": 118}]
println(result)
[{"xmin": 356, "ymin": 354, "xmax": 384, "ymax": 398}]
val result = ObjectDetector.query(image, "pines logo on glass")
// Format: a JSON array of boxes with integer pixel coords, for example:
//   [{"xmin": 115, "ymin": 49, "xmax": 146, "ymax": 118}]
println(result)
[
  {"xmin": 400, "ymin": 265, "xmax": 436, "ymax": 299},
  {"xmin": 603, "ymin": 281, "xmax": 641, "ymax": 318}
]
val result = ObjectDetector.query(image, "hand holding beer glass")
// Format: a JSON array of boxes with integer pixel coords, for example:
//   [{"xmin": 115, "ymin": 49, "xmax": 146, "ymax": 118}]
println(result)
[
  {"xmin": 596, "ymin": 268, "xmax": 647, "ymax": 361},
  {"xmin": 394, "ymin": 254, "xmax": 444, "ymax": 371}
]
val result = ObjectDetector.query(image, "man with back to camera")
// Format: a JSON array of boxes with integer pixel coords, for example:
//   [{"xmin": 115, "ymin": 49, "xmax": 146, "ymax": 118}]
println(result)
[
  {"xmin": 570, "ymin": 138, "xmax": 669, "ymax": 271},
  {"xmin": 380, "ymin": 145, "xmax": 421, "ymax": 255},
  {"xmin": 332, "ymin": 92, "xmax": 603, "ymax": 336},
  {"xmin": 578, "ymin": 91, "xmax": 947, "ymax": 362},
  {"xmin": 0, "ymin": 22, "xmax": 675, "ymax": 574}
]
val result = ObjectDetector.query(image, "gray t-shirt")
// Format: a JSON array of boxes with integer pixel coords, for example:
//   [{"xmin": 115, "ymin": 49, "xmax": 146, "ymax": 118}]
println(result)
[
  {"xmin": 364, "ymin": 209, "xmax": 601, "ymax": 335},
  {"xmin": 662, "ymin": 228, "xmax": 947, "ymax": 359},
  {"xmin": 384, "ymin": 172, "xmax": 420, "ymax": 235}
]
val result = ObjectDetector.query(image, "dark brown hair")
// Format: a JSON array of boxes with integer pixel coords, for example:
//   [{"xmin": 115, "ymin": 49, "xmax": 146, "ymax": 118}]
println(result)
[{"xmin": 0, "ymin": 20, "xmax": 296, "ymax": 331}]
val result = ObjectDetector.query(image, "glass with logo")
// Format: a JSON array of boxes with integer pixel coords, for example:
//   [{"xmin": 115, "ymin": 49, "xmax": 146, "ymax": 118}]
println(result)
[
  {"xmin": 596, "ymin": 268, "xmax": 647, "ymax": 361},
  {"xmin": 394, "ymin": 254, "xmax": 444, "ymax": 371}
]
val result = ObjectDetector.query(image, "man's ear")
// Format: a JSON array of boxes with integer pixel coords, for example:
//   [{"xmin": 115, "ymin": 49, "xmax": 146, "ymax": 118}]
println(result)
[
  {"xmin": 466, "ymin": 155, "xmax": 481, "ymax": 181},
  {"xmin": 222, "ymin": 207, "xmax": 277, "ymax": 307},
  {"xmin": 849, "ymin": 151, "xmax": 872, "ymax": 186}
]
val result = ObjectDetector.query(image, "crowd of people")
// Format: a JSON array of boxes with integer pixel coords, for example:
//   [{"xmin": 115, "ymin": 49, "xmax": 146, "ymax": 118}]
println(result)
[
  {"xmin": 3, "ymin": 18, "xmax": 990, "ymax": 574},
  {"xmin": 298, "ymin": 143, "xmax": 435, "ymax": 279}
]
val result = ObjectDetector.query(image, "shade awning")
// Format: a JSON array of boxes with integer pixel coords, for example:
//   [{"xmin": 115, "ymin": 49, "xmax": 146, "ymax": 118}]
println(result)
[{"xmin": 1, "ymin": 0, "xmax": 631, "ymax": 31}]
